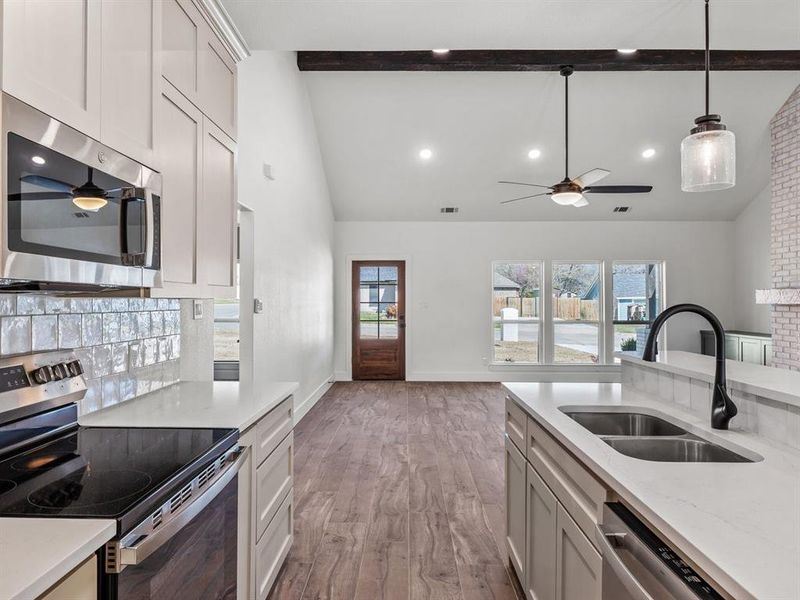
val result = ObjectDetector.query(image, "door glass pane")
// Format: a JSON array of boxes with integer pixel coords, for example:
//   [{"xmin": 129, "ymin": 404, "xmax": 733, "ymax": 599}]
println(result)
[
  {"xmin": 380, "ymin": 321, "xmax": 398, "ymax": 339},
  {"xmin": 554, "ymin": 323, "xmax": 599, "ymax": 363},
  {"xmin": 360, "ymin": 266, "xmax": 378, "ymax": 282},
  {"xmin": 360, "ymin": 322, "xmax": 378, "ymax": 339},
  {"xmin": 378, "ymin": 303, "xmax": 398, "ymax": 320},
  {"xmin": 377, "ymin": 285, "xmax": 397, "ymax": 303},
  {"xmin": 378, "ymin": 266, "xmax": 398, "ymax": 283},
  {"xmin": 552, "ymin": 263, "xmax": 601, "ymax": 322},
  {"xmin": 360, "ymin": 284, "xmax": 378, "ymax": 303},
  {"xmin": 494, "ymin": 321, "xmax": 539, "ymax": 363}
]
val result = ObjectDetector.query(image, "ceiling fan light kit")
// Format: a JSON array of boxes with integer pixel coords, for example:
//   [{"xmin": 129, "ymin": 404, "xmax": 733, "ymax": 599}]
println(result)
[
  {"xmin": 499, "ymin": 65, "xmax": 653, "ymax": 207},
  {"xmin": 680, "ymin": 0, "xmax": 736, "ymax": 192}
]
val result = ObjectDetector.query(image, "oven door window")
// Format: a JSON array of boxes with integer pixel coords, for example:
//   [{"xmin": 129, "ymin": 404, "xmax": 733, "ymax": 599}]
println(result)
[
  {"xmin": 114, "ymin": 474, "xmax": 238, "ymax": 599},
  {"xmin": 6, "ymin": 133, "xmax": 147, "ymax": 266}
]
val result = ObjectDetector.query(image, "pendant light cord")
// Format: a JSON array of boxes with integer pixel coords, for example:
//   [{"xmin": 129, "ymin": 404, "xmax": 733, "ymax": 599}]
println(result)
[
  {"xmin": 705, "ymin": 0, "xmax": 710, "ymax": 116},
  {"xmin": 564, "ymin": 71, "xmax": 569, "ymax": 178}
]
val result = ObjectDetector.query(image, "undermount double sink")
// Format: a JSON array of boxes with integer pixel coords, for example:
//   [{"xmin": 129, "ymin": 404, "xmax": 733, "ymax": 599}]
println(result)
[{"xmin": 560, "ymin": 409, "xmax": 760, "ymax": 463}]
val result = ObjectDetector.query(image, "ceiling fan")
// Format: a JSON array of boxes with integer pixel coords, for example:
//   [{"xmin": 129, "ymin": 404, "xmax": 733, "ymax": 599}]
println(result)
[{"xmin": 500, "ymin": 65, "xmax": 653, "ymax": 208}]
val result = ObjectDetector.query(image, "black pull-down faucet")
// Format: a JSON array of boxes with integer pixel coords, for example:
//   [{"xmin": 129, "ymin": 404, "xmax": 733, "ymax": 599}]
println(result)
[{"xmin": 641, "ymin": 303, "xmax": 738, "ymax": 430}]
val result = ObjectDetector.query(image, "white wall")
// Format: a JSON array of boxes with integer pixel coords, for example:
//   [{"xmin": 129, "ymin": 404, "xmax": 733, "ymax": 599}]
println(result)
[
  {"xmin": 239, "ymin": 52, "xmax": 335, "ymax": 418},
  {"xmin": 733, "ymin": 186, "xmax": 772, "ymax": 333},
  {"xmin": 334, "ymin": 221, "xmax": 736, "ymax": 382}
]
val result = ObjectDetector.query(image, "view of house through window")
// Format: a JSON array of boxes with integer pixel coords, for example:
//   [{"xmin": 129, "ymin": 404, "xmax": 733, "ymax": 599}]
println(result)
[
  {"xmin": 552, "ymin": 262, "xmax": 601, "ymax": 363},
  {"xmin": 491, "ymin": 260, "xmax": 665, "ymax": 365},
  {"xmin": 613, "ymin": 262, "xmax": 664, "ymax": 356},
  {"xmin": 492, "ymin": 262, "xmax": 542, "ymax": 363}
]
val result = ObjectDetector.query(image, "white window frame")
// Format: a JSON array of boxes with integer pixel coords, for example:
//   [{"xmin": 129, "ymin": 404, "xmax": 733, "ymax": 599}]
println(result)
[
  {"xmin": 607, "ymin": 260, "xmax": 667, "ymax": 362},
  {"xmin": 548, "ymin": 260, "xmax": 604, "ymax": 365},
  {"xmin": 490, "ymin": 260, "xmax": 544, "ymax": 365}
]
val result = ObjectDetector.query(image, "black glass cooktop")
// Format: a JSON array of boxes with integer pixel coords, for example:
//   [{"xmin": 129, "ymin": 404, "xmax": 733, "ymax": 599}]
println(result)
[{"xmin": 0, "ymin": 425, "xmax": 237, "ymax": 533}]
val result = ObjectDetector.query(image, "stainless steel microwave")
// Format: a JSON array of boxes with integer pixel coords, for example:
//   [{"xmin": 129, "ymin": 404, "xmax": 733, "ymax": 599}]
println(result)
[{"xmin": 1, "ymin": 94, "xmax": 161, "ymax": 290}]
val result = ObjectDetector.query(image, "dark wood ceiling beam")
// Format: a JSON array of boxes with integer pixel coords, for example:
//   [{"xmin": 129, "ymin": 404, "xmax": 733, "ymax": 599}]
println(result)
[{"xmin": 297, "ymin": 49, "xmax": 800, "ymax": 72}]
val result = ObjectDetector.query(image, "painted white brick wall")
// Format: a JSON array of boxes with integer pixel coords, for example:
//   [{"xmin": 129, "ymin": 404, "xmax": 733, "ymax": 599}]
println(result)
[
  {"xmin": 0, "ymin": 295, "xmax": 181, "ymax": 415},
  {"xmin": 770, "ymin": 84, "xmax": 800, "ymax": 370}
]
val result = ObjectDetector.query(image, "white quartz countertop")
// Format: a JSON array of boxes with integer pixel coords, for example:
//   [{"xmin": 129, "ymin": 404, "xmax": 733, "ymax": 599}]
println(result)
[
  {"xmin": 503, "ymin": 381, "xmax": 800, "ymax": 600},
  {"xmin": 80, "ymin": 380, "xmax": 299, "ymax": 431},
  {"xmin": 619, "ymin": 350, "xmax": 800, "ymax": 408},
  {"xmin": 0, "ymin": 518, "xmax": 115, "ymax": 600}
]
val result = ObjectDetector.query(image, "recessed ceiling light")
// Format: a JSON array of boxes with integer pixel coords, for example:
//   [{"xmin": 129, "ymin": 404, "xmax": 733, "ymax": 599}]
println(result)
[
  {"xmin": 432, "ymin": 49, "xmax": 450, "ymax": 55},
  {"xmin": 617, "ymin": 48, "xmax": 638, "ymax": 54},
  {"xmin": 419, "ymin": 148, "xmax": 433, "ymax": 160},
  {"xmin": 527, "ymin": 148, "xmax": 542, "ymax": 160},
  {"xmin": 31, "ymin": 156, "xmax": 46, "ymax": 165},
  {"xmin": 642, "ymin": 148, "xmax": 656, "ymax": 159}
]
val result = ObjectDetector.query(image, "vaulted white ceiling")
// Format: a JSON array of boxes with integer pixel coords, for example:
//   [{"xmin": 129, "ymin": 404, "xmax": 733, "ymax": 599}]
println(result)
[
  {"xmin": 222, "ymin": 0, "xmax": 800, "ymax": 221},
  {"xmin": 221, "ymin": 0, "xmax": 800, "ymax": 51}
]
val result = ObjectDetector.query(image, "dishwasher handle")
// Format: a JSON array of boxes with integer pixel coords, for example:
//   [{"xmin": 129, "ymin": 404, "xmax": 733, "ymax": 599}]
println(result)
[{"xmin": 595, "ymin": 523, "xmax": 656, "ymax": 600}]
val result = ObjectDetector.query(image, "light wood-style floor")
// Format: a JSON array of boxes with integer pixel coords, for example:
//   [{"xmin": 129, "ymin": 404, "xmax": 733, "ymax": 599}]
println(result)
[{"xmin": 268, "ymin": 381, "xmax": 523, "ymax": 600}]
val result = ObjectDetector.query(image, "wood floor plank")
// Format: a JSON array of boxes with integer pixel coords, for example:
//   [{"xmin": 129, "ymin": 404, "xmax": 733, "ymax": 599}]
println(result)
[
  {"xmin": 301, "ymin": 522, "xmax": 368, "ymax": 600},
  {"xmin": 410, "ymin": 511, "xmax": 463, "ymax": 600},
  {"xmin": 269, "ymin": 381, "xmax": 520, "ymax": 600}
]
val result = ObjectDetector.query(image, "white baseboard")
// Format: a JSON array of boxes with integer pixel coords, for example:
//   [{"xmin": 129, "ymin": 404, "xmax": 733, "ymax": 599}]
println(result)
[
  {"xmin": 334, "ymin": 370, "xmax": 352, "ymax": 381},
  {"xmin": 294, "ymin": 375, "xmax": 335, "ymax": 423},
  {"xmin": 408, "ymin": 368, "xmax": 621, "ymax": 383}
]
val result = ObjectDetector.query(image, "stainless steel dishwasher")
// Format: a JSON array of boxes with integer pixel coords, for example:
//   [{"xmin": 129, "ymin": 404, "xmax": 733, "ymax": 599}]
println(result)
[{"xmin": 596, "ymin": 503, "xmax": 724, "ymax": 600}]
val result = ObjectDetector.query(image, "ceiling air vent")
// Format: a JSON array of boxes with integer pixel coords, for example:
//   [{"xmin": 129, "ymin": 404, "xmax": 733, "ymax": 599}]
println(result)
[
  {"xmin": 440, "ymin": 207, "xmax": 459, "ymax": 214},
  {"xmin": 613, "ymin": 206, "xmax": 631, "ymax": 213},
  {"xmin": 73, "ymin": 212, "xmax": 91, "ymax": 218}
]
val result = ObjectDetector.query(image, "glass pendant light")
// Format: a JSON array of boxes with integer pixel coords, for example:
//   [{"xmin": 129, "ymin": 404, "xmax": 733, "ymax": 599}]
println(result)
[{"xmin": 680, "ymin": 0, "xmax": 735, "ymax": 192}]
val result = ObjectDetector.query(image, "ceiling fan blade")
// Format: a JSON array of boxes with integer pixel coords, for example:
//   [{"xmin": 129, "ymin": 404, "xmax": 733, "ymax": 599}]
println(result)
[
  {"xmin": 584, "ymin": 185, "xmax": 653, "ymax": 194},
  {"xmin": 20, "ymin": 174, "xmax": 73, "ymax": 193},
  {"xmin": 573, "ymin": 168, "xmax": 610, "ymax": 188},
  {"xmin": 8, "ymin": 191, "xmax": 72, "ymax": 201},
  {"xmin": 498, "ymin": 180, "xmax": 552, "ymax": 189},
  {"xmin": 500, "ymin": 192, "xmax": 550, "ymax": 205}
]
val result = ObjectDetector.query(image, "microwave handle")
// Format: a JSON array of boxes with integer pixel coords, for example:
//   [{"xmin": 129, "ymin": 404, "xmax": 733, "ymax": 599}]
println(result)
[
  {"xmin": 143, "ymin": 189, "xmax": 155, "ymax": 268},
  {"xmin": 118, "ymin": 448, "xmax": 247, "ymax": 567}
]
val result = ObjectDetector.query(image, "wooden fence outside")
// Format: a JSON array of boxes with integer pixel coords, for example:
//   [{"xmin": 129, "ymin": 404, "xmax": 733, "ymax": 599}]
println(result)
[
  {"xmin": 553, "ymin": 298, "xmax": 599, "ymax": 321},
  {"xmin": 494, "ymin": 296, "xmax": 539, "ymax": 318}
]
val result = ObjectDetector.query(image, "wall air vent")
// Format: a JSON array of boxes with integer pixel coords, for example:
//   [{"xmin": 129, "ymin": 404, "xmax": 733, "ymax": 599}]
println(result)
[
  {"xmin": 440, "ymin": 207, "xmax": 459, "ymax": 214},
  {"xmin": 613, "ymin": 206, "xmax": 631, "ymax": 213}
]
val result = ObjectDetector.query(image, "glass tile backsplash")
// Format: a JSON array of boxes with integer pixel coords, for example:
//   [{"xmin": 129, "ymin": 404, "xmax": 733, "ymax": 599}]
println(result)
[{"xmin": 0, "ymin": 294, "xmax": 181, "ymax": 416}]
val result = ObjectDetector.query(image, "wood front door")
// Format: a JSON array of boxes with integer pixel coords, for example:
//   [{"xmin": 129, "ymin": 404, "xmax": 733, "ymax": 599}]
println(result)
[{"xmin": 352, "ymin": 260, "xmax": 405, "ymax": 380}]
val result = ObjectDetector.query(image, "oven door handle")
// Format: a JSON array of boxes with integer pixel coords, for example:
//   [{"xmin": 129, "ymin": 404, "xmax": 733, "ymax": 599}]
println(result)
[{"xmin": 118, "ymin": 448, "xmax": 247, "ymax": 567}]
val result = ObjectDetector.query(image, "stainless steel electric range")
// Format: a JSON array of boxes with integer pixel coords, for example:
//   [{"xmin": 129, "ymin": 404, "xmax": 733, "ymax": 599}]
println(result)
[{"xmin": 0, "ymin": 350, "xmax": 243, "ymax": 599}]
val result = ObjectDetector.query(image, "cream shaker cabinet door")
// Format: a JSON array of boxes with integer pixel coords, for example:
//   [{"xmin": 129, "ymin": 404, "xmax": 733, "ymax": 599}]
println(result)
[
  {"xmin": 100, "ymin": 0, "xmax": 160, "ymax": 167},
  {"xmin": 201, "ymin": 117, "xmax": 237, "ymax": 296},
  {"xmin": 2, "ymin": 0, "xmax": 102, "ymax": 137},
  {"xmin": 505, "ymin": 435, "xmax": 527, "ymax": 586},
  {"xmin": 41, "ymin": 555, "xmax": 97, "ymax": 600},
  {"xmin": 199, "ymin": 28, "xmax": 237, "ymax": 140},
  {"xmin": 161, "ymin": 0, "xmax": 203, "ymax": 106},
  {"xmin": 155, "ymin": 79, "xmax": 202, "ymax": 294},
  {"xmin": 555, "ymin": 504, "xmax": 602, "ymax": 600},
  {"xmin": 526, "ymin": 465, "xmax": 557, "ymax": 600}
]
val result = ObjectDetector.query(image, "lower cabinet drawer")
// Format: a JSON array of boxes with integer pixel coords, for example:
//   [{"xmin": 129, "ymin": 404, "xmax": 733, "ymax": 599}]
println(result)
[
  {"xmin": 256, "ymin": 432, "xmax": 293, "ymax": 542},
  {"xmin": 527, "ymin": 416, "xmax": 608, "ymax": 544},
  {"xmin": 506, "ymin": 396, "xmax": 527, "ymax": 452},
  {"xmin": 256, "ymin": 397, "xmax": 293, "ymax": 467},
  {"xmin": 255, "ymin": 488, "xmax": 293, "ymax": 600},
  {"xmin": 41, "ymin": 555, "xmax": 97, "ymax": 600}
]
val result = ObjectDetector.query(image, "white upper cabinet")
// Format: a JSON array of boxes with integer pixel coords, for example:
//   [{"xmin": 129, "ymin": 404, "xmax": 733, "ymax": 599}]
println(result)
[
  {"xmin": 2, "ymin": 0, "xmax": 102, "ymax": 137},
  {"xmin": 199, "ymin": 29, "xmax": 237, "ymax": 139},
  {"xmin": 154, "ymin": 80, "xmax": 203, "ymax": 295},
  {"xmin": 201, "ymin": 117, "xmax": 237, "ymax": 296},
  {"xmin": 162, "ymin": 0, "xmax": 237, "ymax": 140},
  {"xmin": 162, "ymin": 0, "xmax": 203, "ymax": 106},
  {"xmin": 100, "ymin": 0, "xmax": 161, "ymax": 167}
]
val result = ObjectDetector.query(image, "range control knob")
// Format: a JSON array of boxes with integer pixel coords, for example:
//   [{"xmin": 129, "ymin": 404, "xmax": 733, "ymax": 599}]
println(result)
[
  {"xmin": 51, "ymin": 363, "xmax": 68, "ymax": 381},
  {"xmin": 30, "ymin": 365, "xmax": 54, "ymax": 385},
  {"xmin": 66, "ymin": 360, "xmax": 84, "ymax": 377}
]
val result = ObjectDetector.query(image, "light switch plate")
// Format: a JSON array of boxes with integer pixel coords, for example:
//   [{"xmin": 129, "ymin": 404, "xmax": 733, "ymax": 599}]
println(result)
[{"xmin": 193, "ymin": 299, "xmax": 203, "ymax": 320}]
